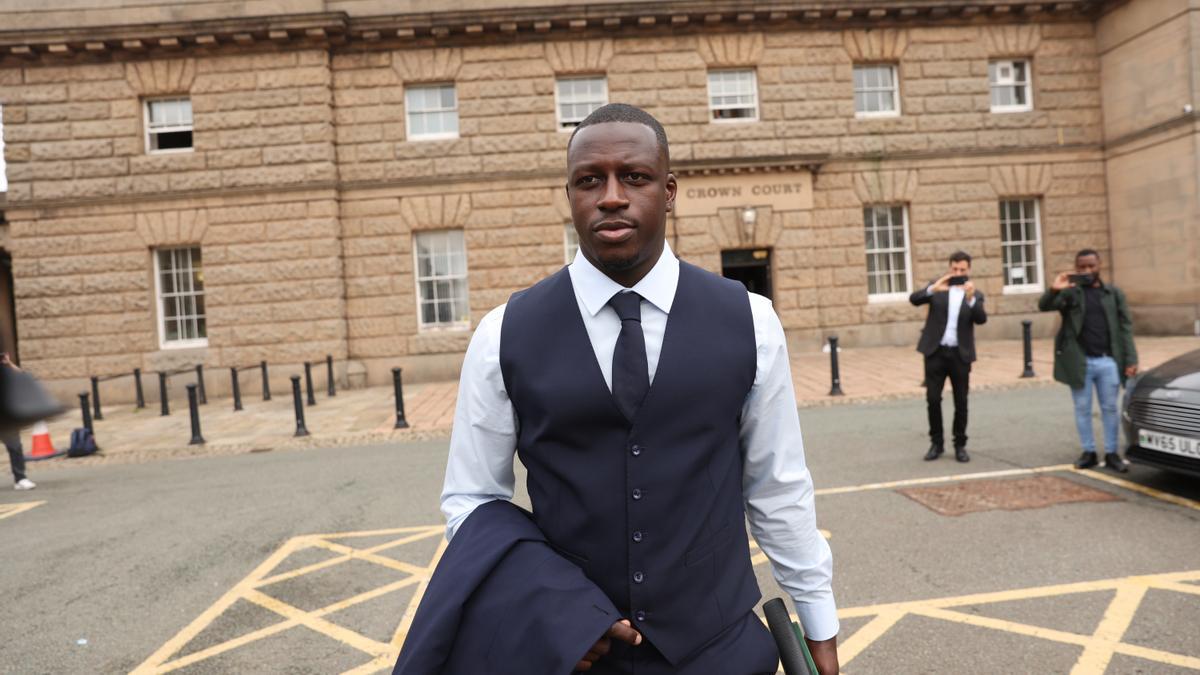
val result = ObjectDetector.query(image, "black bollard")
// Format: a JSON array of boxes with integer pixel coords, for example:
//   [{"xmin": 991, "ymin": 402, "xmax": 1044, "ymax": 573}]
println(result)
[
  {"xmin": 181, "ymin": 381, "xmax": 202, "ymax": 444},
  {"xmin": 186, "ymin": 383, "xmax": 205, "ymax": 445},
  {"xmin": 304, "ymin": 362, "xmax": 316, "ymax": 406},
  {"xmin": 392, "ymin": 367, "xmax": 409, "ymax": 429},
  {"xmin": 828, "ymin": 335, "xmax": 845, "ymax": 396},
  {"xmin": 1021, "ymin": 320, "xmax": 1036, "ymax": 378},
  {"xmin": 231, "ymin": 367, "xmax": 243, "ymax": 412},
  {"xmin": 261, "ymin": 360, "xmax": 271, "ymax": 401},
  {"xmin": 326, "ymin": 354, "xmax": 336, "ymax": 397},
  {"xmin": 90, "ymin": 375, "xmax": 103, "ymax": 420},
  {"xmin": 134, "ymin": 368, "xmax": 145, "ymax": 409},
  {"xmin": 291, "ymin": 375, "xmax": 309, "ymax": 437},
  {"xmin": 195, "ymin": 364, "xmax": 207, "ymax": 405},
  {"xmin": 158, "ymin": 371, "xmax": 170, "ymax": 416},
  {"xmin": 79, "ymin": 391, "xmax": 94, "ymax": 434}
]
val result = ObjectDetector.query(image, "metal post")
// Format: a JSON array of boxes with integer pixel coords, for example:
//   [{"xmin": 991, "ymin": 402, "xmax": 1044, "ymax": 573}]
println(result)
[
  {"xmin": 291, "ymin": 375, "xmax": 309, "ymax": 437},
  {"xmin": 158, "ymin": 371, "xmax": 170, "ymax": 416},
  {"xmin": 79, "ymin": 391, "xmax": 94, "ymax": 434},
  {"xmin": 304, "ymin": 362, "xmax": 316, "ymax": 406},
  {"xmin": 90, "ymin": 375, "xmax": 103, "ymax": 420},
  {"xmin": 186, "ymin": 383, "xmax": 205, "ymax": 445},
  {"xmin": 828, "ymin": 335, "xmax": 845, "ymax": 397},
  {"xmin": 260, "ymin": 360, "xmax": 271, "ymax": 401},
  {"xmin": 231, "ymin": 367, "xmax": 243, "ymax": 412},
  {"xmin": 195, "ymin": 364, "xmax": 207, "ymax": 405},
  {"xmin": 392, "ymin": 367, "xmax": 409, "ymax": 429},
  {"xmin": 134, "ymin": 368, "xmax": 145, "ymax": 409},
  {"xmin": 1021, "ymin": 320, "xmax": 1036, "ymax": 378},
  {"xmin": 326, "ymin": 354, "xmax": 336, "ymax": 397}
]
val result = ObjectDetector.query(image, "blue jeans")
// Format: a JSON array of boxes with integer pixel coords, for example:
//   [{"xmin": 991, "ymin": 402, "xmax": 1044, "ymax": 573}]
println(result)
[{"xmin": 1070, "ymin": 356, "xmax": 1121, "ymax": 454}]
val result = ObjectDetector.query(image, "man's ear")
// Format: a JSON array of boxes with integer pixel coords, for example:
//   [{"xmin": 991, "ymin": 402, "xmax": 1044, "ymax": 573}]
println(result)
[{"xmin": 665, "ymin": 172, "xmax": 678, "ymax": 212}]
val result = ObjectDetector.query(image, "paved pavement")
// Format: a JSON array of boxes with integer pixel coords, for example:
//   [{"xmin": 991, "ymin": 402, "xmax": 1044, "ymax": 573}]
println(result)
[
  {"xmin": 2, "ymin": 385, "xmax": 1199, "ymax": 674},
  {"xmin": 19, "ymin": 336, "xmax": 1199, "ymax": 469}
]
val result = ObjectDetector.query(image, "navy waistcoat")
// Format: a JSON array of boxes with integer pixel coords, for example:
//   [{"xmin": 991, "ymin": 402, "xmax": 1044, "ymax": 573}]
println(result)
[{"xmin": 499, "ymin": 260, "xmax": 761, "ymax": 665}]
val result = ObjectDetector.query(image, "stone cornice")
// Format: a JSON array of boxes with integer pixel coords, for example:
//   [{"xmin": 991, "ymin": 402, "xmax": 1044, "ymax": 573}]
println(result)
[{"xmin": 0, "ymin": 1, "xmax": 1107, "ymax": 65}]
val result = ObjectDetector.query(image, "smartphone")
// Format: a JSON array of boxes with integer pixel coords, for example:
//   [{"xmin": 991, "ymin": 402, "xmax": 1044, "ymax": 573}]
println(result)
[
  {"xmin": 1069, "ymin": 274, "xmax": 1094, "ymax": 286},
  {"xmin": 948, "ymin": 276, "xmax": 969, "ymax": 286}
]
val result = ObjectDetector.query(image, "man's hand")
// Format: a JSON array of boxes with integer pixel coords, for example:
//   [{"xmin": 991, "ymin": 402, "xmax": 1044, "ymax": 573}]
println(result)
[
  {"xmin": 1125, "ymin": 364, "xmax": 1139, "ymax": 378},
  {"xmin": 1050, "ymin": 271, "xmax": 1072, "ymax": 292},
  {"xmin": 805, "ymin": 635, "xmax": 839, "ymax": 675},
  {"xmin": 576, "ymin": 619, "xmax": 641, "ymax": 671},
  {"xmin": 930, "ymin": 273, "xmax": 953, "ymax": 294},
  {"xmin": 963, "ymin": 280, "xmax": 976, "ymax": 301}
]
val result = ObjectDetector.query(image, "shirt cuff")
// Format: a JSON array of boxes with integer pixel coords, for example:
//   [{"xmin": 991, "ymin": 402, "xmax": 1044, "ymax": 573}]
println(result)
[{"xmin": 793, "ymin": 595, "xmax": 840, "ymax": 642}]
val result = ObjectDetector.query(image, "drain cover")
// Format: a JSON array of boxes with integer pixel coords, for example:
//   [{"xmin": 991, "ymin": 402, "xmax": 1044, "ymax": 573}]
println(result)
[{"xmin": 897, "ymin": 475, "xmax": 1121, "ymax": 516}]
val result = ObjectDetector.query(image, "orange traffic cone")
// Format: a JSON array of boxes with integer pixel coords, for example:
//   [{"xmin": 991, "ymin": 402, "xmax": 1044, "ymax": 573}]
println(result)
[{"xmin": 25, "ymin": 421, "xmax": 63, "ymax": 461}]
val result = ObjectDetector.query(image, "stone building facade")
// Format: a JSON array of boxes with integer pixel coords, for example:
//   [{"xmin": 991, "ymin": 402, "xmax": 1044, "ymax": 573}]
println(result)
[{"xmin": 0, "ymin": 0, "xmax": 1196, "ymax": 402}]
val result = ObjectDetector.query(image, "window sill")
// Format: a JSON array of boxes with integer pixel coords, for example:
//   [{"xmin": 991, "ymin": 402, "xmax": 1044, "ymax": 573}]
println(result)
[
  {"xmin": 159, "ymin": 339, "xmax": 209, "ymax": 350},
  {"xmin": 417, "ymin": 323, "xmax": 472, "ymax": 333},
  {"xmin": 709, "ymin": 115, "xmax": 759, "ymax": 124},
  {"xmin": 407, "ymin": 133, "xmax": 460, "ymax": 142},
  {"xmin": 867, "ymin": 293, "xmax": 911, "ymax": 304},
  {"xmin": 1002, "ymin": 285, "xmax": 1044, "ymax": 295},
  {"xmin": 854, "ymin": 111, "xmax": 901, "ymax": 119},
  {"xmin": 990, "ymin": 105, "xmax": 1034, "ymax": 114},
  {"xmin": 147, "ymin": 147, "xmax": 195, "ymax": 155}
]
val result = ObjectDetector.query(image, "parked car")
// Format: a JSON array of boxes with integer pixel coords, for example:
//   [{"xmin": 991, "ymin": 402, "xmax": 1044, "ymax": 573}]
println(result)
[{"xmin": 1123, "ymin": 348, "xmax": 1200, "ymax": 477}]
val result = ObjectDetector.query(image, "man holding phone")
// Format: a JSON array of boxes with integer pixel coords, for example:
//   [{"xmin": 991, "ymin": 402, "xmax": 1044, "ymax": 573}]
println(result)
[
  {"xmin": 1039, "ymin": 249, "xmax": 1138, "ymax": 472},
  {"xmin": 910, "ymin": 251, "xmax": 987, "ymax": 463}
]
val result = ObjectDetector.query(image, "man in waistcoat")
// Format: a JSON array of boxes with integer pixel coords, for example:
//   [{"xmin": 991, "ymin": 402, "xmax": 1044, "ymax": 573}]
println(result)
[{"xmin": 440, "ymin": 103, "xmax": 839, "ymax": 674}]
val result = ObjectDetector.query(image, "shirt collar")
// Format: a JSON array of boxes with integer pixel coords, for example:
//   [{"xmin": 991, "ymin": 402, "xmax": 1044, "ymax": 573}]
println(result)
[{"xmin": 569, "ymin": 241, "xmax": 679, "ymax": 317}]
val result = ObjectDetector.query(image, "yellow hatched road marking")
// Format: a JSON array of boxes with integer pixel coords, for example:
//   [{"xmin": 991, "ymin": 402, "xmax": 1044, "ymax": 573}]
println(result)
[
  {"xmin": 0, "ymin": 500, "xmax": 45, "ymax": 520},
  {"xmin": 814, "ymin": 464, "xmax": 1074, "ymax": 497},
  {"xmin": 1071, "ymin": 467, "xmax": 1200, "ymax": 512}
]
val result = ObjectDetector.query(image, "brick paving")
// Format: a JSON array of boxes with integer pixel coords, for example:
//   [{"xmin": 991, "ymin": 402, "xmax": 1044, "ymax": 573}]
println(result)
[
  {"xmin": 21, "ymin": 336, "xmax": 1197, "ymax": 469},
  {"xmin": 897, "ymin": 475, "xmax": 1121, "ymax": 517}
]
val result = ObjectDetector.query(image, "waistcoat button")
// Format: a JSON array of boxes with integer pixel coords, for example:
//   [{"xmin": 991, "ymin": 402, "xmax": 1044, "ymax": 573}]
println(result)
[
  {"xmin": 632, "ymin": 531, "xmax": 643, "ymax": 543},
  {"xmin": 631, "ymin": 488, "xmax": 642, "ymax": 500},
  {"xmin": 635, "ymin": 610, "xmax": 646, "ymax": 622},
  {"xmin": 633, "ymin": 571, "xmax": 644, "ymax": 583},
  {"xmin": 631, "ymin": 444, "xmax": 642, "ymax": 456}
]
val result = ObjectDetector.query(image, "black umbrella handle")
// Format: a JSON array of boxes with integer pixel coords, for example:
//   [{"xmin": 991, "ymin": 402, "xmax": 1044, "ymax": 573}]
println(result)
[{"xmin": 763, "ymin": 598, "xmax": 815, "ymax": 675}]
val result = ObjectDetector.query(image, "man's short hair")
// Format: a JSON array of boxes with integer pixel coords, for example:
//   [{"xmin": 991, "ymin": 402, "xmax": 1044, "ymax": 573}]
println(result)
[
  {"xmin": 568, "ymin": 103, "xmax": 670, "ymax": 165},
  {"xmin": 1076, "ymin": 248, "xmax": 1100, "ymax": 260},
  {"xmin": 949, "ymin": 250, "xmax": 972, "ymax": 265}
]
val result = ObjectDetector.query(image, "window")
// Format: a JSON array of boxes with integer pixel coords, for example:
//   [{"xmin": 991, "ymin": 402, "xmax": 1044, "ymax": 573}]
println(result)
[
  {"xmin": 863, "ymin": 205, "xmax": 912, "ymax": 301},
  {"xmin": 989, "ymin": 60, "xmax": 1032, "ymax": 112},
  {"xmin": 405, "ymin": 84, "xmax": 459, "ymax": 140},
  {"xmin": 144, "ymin": 98, "xmax": 193, "ymax": 153},
  {"xmin": 1000, "ymin": 199, "xmax": 1044, "ymax": 293},
  {"xmin": 853, "ymin": 65, "xmax": 900, "ymax": 117},
  {"xmin": 564, "ymin": 223, "xmax": 579, "ymax": 264},
  {"xmin": 414, "ymin": 230, "xmax": 470, "ymax": 329},
  {"xmin": 154, "ymin": 247, "xmax": 206, "ymax": 348},
  {"xmin": 708, "ymin": 69, "xmax": 758, "ymax": 122},
  {"xmin": 556, "ymin": 77, "xmax": 607, "ymax": 130}
]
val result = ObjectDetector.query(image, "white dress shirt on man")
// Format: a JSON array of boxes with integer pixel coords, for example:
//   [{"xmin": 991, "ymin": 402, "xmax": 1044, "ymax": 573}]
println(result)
[
  {"xmin": 932, "ymin": 284, "xmax": 976, "ymax": 348},
  {"xmin": 440, "ymin": 242, "xmax": 839, "ymax": 641}
]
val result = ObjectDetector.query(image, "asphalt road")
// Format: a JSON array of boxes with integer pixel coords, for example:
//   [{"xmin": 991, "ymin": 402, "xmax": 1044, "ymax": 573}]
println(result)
[{"xmin": 2, "ymin": 384, "xmax": 1198, "ymax": 674}]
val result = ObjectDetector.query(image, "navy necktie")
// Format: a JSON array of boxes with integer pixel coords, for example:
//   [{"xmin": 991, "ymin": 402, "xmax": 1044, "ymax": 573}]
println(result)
[{"xmin": 609, "ymin": 291, "xmax": 650, "ymax": 423}]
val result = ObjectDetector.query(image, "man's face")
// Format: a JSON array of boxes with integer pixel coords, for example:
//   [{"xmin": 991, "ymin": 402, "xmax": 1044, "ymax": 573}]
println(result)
[
  {"xmin": 1075, "ymin": 254, "xmax": 1101, "ymax": 278},
  {"xmin": 949, "ymin": 260, "xmax": 970, "ymax": 277},
  {"xmin": 566, "ymin": 122, "xmax": 676, "ymax": 279}
]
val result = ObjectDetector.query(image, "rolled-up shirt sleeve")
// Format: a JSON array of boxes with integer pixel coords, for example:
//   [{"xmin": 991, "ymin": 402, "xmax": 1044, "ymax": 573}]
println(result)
[
  {"xmin": 440, "ymin": 305, "xmax": 519, "ymax": 540},
  {"xmin": 740, "ymin": 294, "xmax": 839, "ymax": 641}
]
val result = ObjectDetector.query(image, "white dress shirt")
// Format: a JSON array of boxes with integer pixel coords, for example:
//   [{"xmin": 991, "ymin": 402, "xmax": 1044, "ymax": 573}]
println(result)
[
  {"xmin": 933, "ymin": 284, "xmax": 976, "ymax": 348},
  {"xmin": 440, "ymin": 242, "xmax": 839, "ymax": 641}
]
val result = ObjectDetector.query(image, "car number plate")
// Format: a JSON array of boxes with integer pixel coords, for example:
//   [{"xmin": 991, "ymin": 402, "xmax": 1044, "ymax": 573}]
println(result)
[{"xmin": 1138, "ymin": 429, "xmax": 1200, "ymax": 459}]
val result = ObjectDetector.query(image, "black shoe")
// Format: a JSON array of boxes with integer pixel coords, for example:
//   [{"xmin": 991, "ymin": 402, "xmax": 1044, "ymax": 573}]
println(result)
[
  {"xmin": 1105, "ymin": 453, "xmax": 1130, "ymax": 473},
  {"xmin": 954, "ymin": 446, "xmax": 970, "ymax": 463},
  {"xmin": 924, "ymin": 444, "xmax": 944, "ymax": 461},
  {"xmin": 1075, "ymin": 452, "xmax": 1099, "ymax": 469}
]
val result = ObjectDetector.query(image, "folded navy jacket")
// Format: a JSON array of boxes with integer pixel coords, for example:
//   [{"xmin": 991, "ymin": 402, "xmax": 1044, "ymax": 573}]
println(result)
[{"xmin": 393, "ymin": 499, "xmax": 619, "ymax": 675}]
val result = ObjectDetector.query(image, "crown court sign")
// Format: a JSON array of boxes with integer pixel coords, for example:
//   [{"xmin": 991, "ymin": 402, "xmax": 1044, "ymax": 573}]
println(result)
[{"xmin": 674, "ymin": 170, "xmax": 814, "ymax": 217}]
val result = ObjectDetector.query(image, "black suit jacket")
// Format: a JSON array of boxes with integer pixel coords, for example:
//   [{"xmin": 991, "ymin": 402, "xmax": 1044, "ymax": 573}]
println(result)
[{"xmin": 909, "ymin": 282, "xmax": 988, "ymax": 363}]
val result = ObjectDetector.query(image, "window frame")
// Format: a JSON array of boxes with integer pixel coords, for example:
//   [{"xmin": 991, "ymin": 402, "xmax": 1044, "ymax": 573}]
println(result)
[
  {"xmin": 153, "ymin": 246, "xmax": 208, "ymax": 349},
  {"xmin": 853, "ymin": 63, "xmax": 902, "ymax": 119},
  {"xmin": 707, "ymin": 69, "xmax": 759, "ymax": 123},
  {"xmin": 863, "ymin": 204, "xmax": 914, "ymax": 304},
  {"xmin": 555, "ymin": 75, "xmax": 608, "ymax": 131},
  {"xmin": 404, "ymin": 83, "xmax": 460, "ymax": 141},
  {"xmin": 563, "ymin": 223, "xmax": 580, "ymax": 264},
  {"xmin": 999, "ymin": 198, "xmax": 1046, "ymax": 294},
  {"xmin": 412, "ymin": 229, "xmax": 471, "ymax": 331},
  {"xmin": 989, "ymin": 59, "xmax": 1034, "ymax": 114},
  {"xmin": 143, "ymin": 97, "xmax": 194, "ymax": 155}
]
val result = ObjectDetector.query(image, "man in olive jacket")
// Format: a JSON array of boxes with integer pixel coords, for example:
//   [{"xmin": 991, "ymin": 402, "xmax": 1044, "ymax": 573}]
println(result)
[{"xmin": 1037, "ymin": 249, "xmax": 1138, "ymax": 472}]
